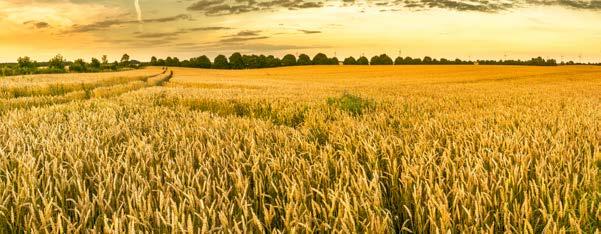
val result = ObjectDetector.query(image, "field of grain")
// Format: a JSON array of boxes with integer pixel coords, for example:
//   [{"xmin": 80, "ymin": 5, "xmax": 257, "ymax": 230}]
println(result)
[{"xmin": 0, "ymin": 65, "xmax": 600, "ymax": 232}]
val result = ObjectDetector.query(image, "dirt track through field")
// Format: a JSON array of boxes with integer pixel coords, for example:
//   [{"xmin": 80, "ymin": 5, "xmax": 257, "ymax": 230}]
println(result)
[{"xmin": 0, "ymin": 68, "xmax": 173, "ymax": 112}]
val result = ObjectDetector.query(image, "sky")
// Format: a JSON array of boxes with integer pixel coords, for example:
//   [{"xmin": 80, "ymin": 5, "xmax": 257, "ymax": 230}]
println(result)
[{"xmin": 1, "ymin": 0, "xmax": 601, "ymax": 62}]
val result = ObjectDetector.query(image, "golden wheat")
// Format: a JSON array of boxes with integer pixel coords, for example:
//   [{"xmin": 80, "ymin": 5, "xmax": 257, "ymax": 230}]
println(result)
[{"xmin": 0, "ymin": 65, "xmax": 599, "ymax": 232}]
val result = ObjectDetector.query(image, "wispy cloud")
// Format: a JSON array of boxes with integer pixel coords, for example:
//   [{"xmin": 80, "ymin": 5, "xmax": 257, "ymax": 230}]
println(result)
[
  {"xmin": 187, "ymin": 0, "xmax": 323, "ymax": 16},
  {"xmin": 23, "ymin": 20, "xmax": 50, "ymax": 29},
  {"xmin": 68, "ymin": 14, "xmax": 192, "ymax": 33},
  {"xmin": 220, "ymin": 36, "xmax": 269, "ymax": 43},
  {"xmin": 298, "ymin": 29, "xmax": 321, "ymax": 34},
  {"xmin": 186, "ymin": 0, "xmax": 601, "ymax": 15},
  {"xmin": 133, "ymin": 26, "xmax": 232, "ymax": 38}
]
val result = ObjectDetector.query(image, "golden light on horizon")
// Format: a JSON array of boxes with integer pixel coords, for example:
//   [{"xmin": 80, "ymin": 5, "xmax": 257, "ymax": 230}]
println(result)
[{"xmin": 1, "ymin": 0, "xmax": 601, "ymax": 62}]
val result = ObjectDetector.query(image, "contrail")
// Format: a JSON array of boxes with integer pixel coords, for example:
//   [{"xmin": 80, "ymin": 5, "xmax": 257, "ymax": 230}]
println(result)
[{"xmin": 135, "ymin": 0, "xmax": 142, "ymax": 22}]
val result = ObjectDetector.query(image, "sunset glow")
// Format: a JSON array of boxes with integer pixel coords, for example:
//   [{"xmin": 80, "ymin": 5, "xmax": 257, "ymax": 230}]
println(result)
[{"xmin": 2, "ymin": 0, "xmax": 601, "ymax": 62}]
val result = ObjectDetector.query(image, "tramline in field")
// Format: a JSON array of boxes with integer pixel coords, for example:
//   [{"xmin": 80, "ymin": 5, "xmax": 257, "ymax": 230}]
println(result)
[{"xmin": 0, "ymin": 65, "xmax": 600, "ymax": 232}]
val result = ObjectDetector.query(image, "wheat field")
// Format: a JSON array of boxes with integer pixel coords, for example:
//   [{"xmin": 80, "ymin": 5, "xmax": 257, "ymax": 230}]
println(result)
[{"xmin": 0, "ymin": 65, "xmax": 600, "ymax": 233}]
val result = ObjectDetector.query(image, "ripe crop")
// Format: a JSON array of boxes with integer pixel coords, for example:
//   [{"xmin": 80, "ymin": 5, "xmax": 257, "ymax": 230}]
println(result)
[{"xmin": 0, "ymin": 65, "xmax": 599, "ymax": 232}]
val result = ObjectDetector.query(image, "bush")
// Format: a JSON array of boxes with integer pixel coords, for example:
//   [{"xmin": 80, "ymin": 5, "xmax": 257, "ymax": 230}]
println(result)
[
  {"xmin": 329, "ymin": 57, "xmax": 339, "ymax": 65},
  {"xmin": 327, "ymin": 93, "xmax": 375, "ymax": 116},
  {"xmin": 370, "ymin": 54, "xmax": 393, "ymax": 65},
  {"xmin": 312, "ymin": 53, "xmax": 329, "ymax": 65},
  {"xmin": 297, "ymin": 54, "xmax": 312, "ymax": 65},
  {"xmin": 394, "ymin": 57, "xmax": 404, "ymax": 65},
  {"xmin": 190, "ymin": 56, "xmax": 212, "ymax": 68},
  {"xmin": 229, "ymin": 53, "xmax": 244, "ymax": 69},
  {"xmin": 213, "ymin": 55, "xmax": 229, "ymax": 69},
  {"xmin": 48, "ymin": 54, "xmax": 66, "ymax": 70},
  {"xmin": 90, "ymin": 58, "xmax": 101, "ymax": 70},
  {"xmin": 70, "ymin": 59, "xmax": 88, "ymax": 72},
  {"xmin": 343, "ymin": 57, "xmax": 357, "ymax": 65},
  {"xmin": 357, "ymin": 56, "xmax": 369, "ymax": 65},
  {"xmin": 281, "ymin": 54, "xmax": 297, "ymax": 66}
]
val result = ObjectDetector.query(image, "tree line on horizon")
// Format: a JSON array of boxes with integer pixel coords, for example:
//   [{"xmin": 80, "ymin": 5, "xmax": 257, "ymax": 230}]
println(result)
[
  {"xmin": 149, "ymin": 53, "xmax": 570, "ymax": 69},
  {"xmin": 0, "ymin": 54, "xmax": 140, "ymax": 76},
  {"xmin": 1, "ymin": 52, "xmax": 596, "ymax": 76}
]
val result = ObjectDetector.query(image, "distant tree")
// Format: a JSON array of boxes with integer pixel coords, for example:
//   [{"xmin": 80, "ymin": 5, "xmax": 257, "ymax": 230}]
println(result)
[
  {"xmin": 48, "ymin": 54, "xmax": 66, "ymax": 70},
  {"xmin": 403, "ymin": 57, "xmax": 414, "ymax": 64},
  {"xmin": 312, "ymin": 53, "xmax": 330, "ymax": 65},
  {"xmin": 370, "ymin": 56, "xmax": 379, "ymax": 65},
  {"xmin": 199, "ymin": 56, "xmax": 212, "ymax": 68},
  {"xmin": 357, "ymin": 56, "xmax": 369, "ymax": 65},
  {"xmin": 329, "ymin": 57, "xmax": 339, "ymax": 65},
  {"xmin": 17, "ymin": 56, "xmax": 36, "ymax": 70},
  {"xmin": 213, "ymin": 55, "xmax": 229, "ymax": 69},
  {"xmin": 423, "ymin": 56, "xmax": 433, "ymax": 64},
  {"xmin": 394, "ymin": 56, "xmax": 404, "ymax": 65},
  {"xmin": 371, "ymin": 54, "xmax": 393, "ymax": 65},
  {"xmin": 150, "ymin": 56, "xmax": 158, "ymax": 65},
  {"xmin": 297, "ymin": 54, "xmax": 312, "ymax": 65},
  {"xmin": 70, "ymin": 58, "xmax": 87, "ymax": 72},
  {"xmin": 264, "ymin": 55, "xmax": 281, "ymax": 68},
  {"xmin": 545, "ymin": 58, "xmax": 557, "ymax": 66},
  {"xmin": 101, "ymin": 55, "xmax": 108, "ymax": 65},
  {"xmin": 242, "ymin": 55, "xmax": 259, "ymax": 69},
  {"xmin": 190, "ymin": 55, "xmax": 211, "ymax": 68},
  {"xmin": 382, "ymin": 54, "xmax": 393, "ymax": 65},
  {"xmin": 111, "ymin": 61, "xmax": 118, "ymax": 70},
  {"xmin": 90, "ymin": 58, "xmax": 101, "ymax": 69},
  {"xmin": 343, "ymin": 56, "xmax": 357, "ymax": 65},
  {"xmin": 229, "ymin": 52, "xmax": 245, "ymax": 69},
  {"xmin": 120, "ymin": 54, "xmax": 130, "ymax": 67},
  {"xmin": 281, "ymin": 54, "xmax": 297, "ymax": 66},
  {"xmin": 257, "ymin": 55, "xmax": 267, "ymax": 68},
  {"xmin": 162, "ymin": 57, "xmax": 181, "ymax": 66}
]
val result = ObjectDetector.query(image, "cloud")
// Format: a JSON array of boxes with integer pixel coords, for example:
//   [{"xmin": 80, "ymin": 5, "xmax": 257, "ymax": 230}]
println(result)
[
  {"xmin": 23, "ymin": 20, "xmax": 50, "ymax": 29},
  {"xmin": 387, "ymin": 0, "xmax": 601, "ymax": 12},
  {"xmin": 184, "ymin": 0, "xmax": 601, "ymax": 15},
  {"xmin": 174, "ymin": 42, "xmax": 329, "ymax": 53},
  {"xmin": 68, "ymin": 14, "xmax": 192, "ymax": 33},
  {"xmin": 385, "ymin": 0, "xmax": 515, "ymax": 12},
  {"xmin": 298, "ymin": 29, "xmax": 321, "ymax": 34},
  {"xmin": 0, "ymin": 1, "xmax": 126, "ymax": 31},
  {"xmin": 236, "ymin": 30, "xmax": 262, "ymax": 36},
  {"xmin": 217, "ymin": 30, "xmax": 269, "ymax": 43},
  {"xmin": 133, "ymin": 26, "xmax": 232, "ymax": 38},
  {"xmin": 532, "ymin": 0, "xmax": 601, "ymax": 10},
  {"xmin": 145, "ymin": 14, "xmax": 192, "ymax": 23},
  {"xmin": 183, "ymin": 26, "xmax": 233, "ymax": 32},
  {"xmin": 220, "ymin": 36, "xmax": 270, "ymax": 43},
  {"xmin": 224, "ymin": 30, "xmax": 262, "ymax": 37},
  {"xmin": 135, "ymin": 32, "xmax": 174, "ymax": 38},
  {"xmin": 187, "ymin": 0, "xmax": 323, "ymax": 16}
]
